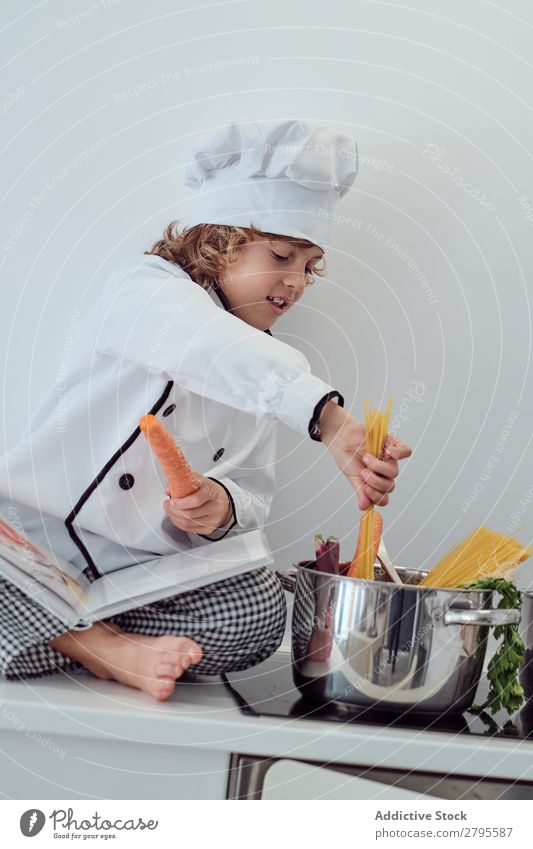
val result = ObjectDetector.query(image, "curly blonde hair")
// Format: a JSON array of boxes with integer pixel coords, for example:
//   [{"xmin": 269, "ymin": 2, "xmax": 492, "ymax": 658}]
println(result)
[{"xmin": 144, "ymin": 220, "xmax": 326, "ymax": 291}]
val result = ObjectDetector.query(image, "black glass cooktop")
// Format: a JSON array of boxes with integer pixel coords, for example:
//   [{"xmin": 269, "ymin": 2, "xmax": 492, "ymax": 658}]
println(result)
[{"xmin": 223, "ymin": 650, "xmax": 533, "ymax": 740}]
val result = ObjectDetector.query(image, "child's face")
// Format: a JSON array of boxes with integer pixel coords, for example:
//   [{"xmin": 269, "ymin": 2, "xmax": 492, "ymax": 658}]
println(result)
[{"xmin": 218, "ymin": 234, "xmax": 324, "ymax": 330}]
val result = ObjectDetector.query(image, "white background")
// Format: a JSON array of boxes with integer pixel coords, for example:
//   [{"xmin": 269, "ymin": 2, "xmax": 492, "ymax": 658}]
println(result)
[{"xmin": 1, "ymin": 0, "xmax": 532, "ymax": 585}]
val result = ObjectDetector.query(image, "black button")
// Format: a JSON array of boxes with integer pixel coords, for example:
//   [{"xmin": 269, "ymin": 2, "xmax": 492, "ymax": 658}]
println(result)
[
  {"xmin": 162, "ymin": 404, "xmax": 176, "ymax": 417},
  {"xmin": 119, "ymin": 473, "xmax": 135, "ymax": 490},
  {"xmin": 213, "ymin": 448, "xmax": 225, "ymax": 462}
]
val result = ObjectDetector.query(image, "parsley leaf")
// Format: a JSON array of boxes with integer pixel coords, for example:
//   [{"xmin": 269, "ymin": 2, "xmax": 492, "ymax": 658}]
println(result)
[{"xmin": 462, "ymin": 577, "xmax": 525, "ymax": 716}]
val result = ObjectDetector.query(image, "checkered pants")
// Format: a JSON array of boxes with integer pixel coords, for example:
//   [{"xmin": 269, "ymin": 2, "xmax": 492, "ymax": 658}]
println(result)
[{"xmin": 0, "ymin": 566, "xmax": 287, "ymax": 680}]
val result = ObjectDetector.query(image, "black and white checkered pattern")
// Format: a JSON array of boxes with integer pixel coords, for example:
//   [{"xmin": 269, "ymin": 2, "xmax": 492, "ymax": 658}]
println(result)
[{"xmin": 0, "ymin": 566, "xmax": 287, "ymax": 680}]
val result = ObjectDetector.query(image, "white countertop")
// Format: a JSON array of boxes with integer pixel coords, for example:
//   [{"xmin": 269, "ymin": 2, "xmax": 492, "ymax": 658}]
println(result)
[{"xmin": 2, "ymin": 648, "xmax": 532, "ymax": 785}]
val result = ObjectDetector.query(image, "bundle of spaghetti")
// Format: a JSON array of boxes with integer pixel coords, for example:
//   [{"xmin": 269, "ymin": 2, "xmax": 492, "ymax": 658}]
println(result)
[
  {"xmin": 420, "ymin": 526, "xmax": 533, "ymax": 589},
  {"xmin": 350, "ymin": 398, "xmax": 394, "ymax": 579}
]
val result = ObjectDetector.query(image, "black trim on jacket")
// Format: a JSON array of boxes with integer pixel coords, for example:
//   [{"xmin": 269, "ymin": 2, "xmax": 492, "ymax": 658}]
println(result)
[
  {"xmin": 212, "ymin": 282, "xmax": 273, "ymax": 336},
  {"xmin": 308, "ymin": 391, "xmax": 345, "ymax": 442},
  {"xmin": 64, "ymin": 380, "xmax": 174, "ymax": 580},
  {"xmin": 195, "ymin": 476, "xmax": 238, "ymax": 541},
  {"xmin": 69, "ymin": 283, "xmax": 277, "ymax": 578}
]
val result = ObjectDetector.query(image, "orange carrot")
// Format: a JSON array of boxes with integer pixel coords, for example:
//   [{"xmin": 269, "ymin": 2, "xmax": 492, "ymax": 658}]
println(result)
[
  {"xmin": 347, "ymin": 510, "xmax": 383, "ymax": 578},
  {"xmin": 139, "ymin": 414, "xmax": 199, "ymax": 498}
]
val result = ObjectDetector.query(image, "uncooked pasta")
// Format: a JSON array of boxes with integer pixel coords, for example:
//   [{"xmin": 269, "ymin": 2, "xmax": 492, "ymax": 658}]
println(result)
[
  {"xmin": 349, "ymin": 399, "xmax": 394, "ymax": 579},
  {"xmin": 420, "ymin": 526, "xmax": 532, "ymax": 589}
]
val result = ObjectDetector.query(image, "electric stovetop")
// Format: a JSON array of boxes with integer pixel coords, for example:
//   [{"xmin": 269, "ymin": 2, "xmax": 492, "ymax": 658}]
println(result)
[{"xmin": 223, "ymin": 651, "xmax": 533, "ymax": 740}]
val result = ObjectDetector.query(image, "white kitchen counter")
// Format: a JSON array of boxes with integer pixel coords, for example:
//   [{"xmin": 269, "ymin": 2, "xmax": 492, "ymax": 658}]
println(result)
[{"xmin": 1, "ymin": 648, "xmax": 533, "ymax": 799}]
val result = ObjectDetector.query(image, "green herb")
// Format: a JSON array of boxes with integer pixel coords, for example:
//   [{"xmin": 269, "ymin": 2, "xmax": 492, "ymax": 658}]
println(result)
[
  {"xmin": 314, "ymin": 533, "xmax": 340, "ymax": 574},
  {"xmin": 462, "ymin": 577, "xmax": 525, "ymax": 716}
]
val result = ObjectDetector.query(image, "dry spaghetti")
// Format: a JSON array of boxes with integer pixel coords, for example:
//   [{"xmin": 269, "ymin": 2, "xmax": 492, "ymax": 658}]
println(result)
[
  {"xmin": 350, "ymin": 398, "xmax": 394, "ymax": 579},
  {"xmin": 420, "ymin": 526, "xmax": 532, "ymax": 589}
]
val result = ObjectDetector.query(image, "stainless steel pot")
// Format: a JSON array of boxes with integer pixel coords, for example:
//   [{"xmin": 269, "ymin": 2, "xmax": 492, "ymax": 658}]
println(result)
[{"xmin": 290, "ymin": 561, "xmax": 521, "ymax": 714}]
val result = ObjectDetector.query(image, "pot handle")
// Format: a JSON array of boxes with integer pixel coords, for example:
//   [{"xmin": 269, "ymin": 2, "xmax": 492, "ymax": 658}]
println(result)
[
  {"xmin": 275, "ymin": 569, "xmax": 297, "ymax": 593},
  {"xmin": 441, "ymin": 608, "xmax": 520, "ymax": 627}
]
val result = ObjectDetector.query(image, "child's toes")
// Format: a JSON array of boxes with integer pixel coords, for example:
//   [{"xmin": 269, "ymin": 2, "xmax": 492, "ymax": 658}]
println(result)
[
  {"xmin": 161, "ymin": 650, "xmax": 190, "ymax": 671},
  {"xmin": 179, "ymin": 638, "xmax": 203, "ymax": 665},
  {"xmin": 162, "ymin": 639, "xmax": 203, "ymax": 667},
  {"xmin": 156, "ymin": 662, "xmax": 178, "ymax": 680},
  {"xmin": 153, "ymin": 680, "xmax": 175, "ymax": 700}
]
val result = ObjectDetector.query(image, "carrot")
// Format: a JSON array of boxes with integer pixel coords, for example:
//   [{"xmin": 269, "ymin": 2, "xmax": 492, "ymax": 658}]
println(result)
[
  {"xmin": 347, "ymin": 510, "xmax": 383, "ymax": 578},
  {"xmin": 139, "ymin": 414, "xmax": 199, "ymax": 498}
]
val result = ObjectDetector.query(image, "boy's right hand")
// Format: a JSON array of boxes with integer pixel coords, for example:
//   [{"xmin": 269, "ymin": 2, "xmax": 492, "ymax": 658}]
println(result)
[{"xmin": 318, "ymin": 400, "xmax": 412, "ymax": 511}]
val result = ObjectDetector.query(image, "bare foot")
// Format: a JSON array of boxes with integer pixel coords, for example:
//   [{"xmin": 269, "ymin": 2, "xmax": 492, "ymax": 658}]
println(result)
[{"xmin": 82, "ymin": 628, "xmax": 203, "ymax": 701}]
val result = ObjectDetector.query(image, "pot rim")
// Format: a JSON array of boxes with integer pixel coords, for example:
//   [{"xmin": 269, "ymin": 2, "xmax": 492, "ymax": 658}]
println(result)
[{"xmin": 292, "ymin": 560, "xmax": 495, "ymax": 594}]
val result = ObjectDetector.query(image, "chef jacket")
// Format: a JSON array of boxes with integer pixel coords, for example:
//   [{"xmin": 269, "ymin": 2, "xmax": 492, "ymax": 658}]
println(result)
[{"xmin": 0, "ymin": 254, "xmax": 344, "ymax": 579}]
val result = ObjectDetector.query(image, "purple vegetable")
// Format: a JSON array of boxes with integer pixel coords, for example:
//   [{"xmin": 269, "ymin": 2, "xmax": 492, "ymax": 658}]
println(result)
[{"xmin": 314, "ymin": 534, "xmax": 340, "ymax": 574}]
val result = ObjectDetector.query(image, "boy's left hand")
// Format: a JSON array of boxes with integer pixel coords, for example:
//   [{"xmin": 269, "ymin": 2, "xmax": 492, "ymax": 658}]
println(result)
[{"xmin": 163, "ymin": 475, "xmax": 234, "ymax": 535}]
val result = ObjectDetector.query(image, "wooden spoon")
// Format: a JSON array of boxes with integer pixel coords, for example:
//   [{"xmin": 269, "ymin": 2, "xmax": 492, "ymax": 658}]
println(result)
[{"xmin": 376, "ymin": 539, "xmax": 403, "ymax": 584}]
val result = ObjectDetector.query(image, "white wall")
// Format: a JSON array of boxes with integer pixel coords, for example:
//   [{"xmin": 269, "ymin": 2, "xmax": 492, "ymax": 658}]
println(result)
[{"xmin": 1, "ymin": 0, "xmax": 532, "ymax": 586}]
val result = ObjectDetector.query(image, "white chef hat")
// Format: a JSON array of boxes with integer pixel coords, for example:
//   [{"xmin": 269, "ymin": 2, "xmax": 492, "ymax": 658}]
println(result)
[{"xmin": 181, "ymin": 119, "xmax": 359, "ymax": 250}]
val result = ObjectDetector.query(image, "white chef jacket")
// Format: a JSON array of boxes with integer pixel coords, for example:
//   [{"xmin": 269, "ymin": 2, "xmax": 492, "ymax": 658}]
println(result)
[{"xmin": 0, "ymin": 254, "xmax": 343, "ymax": 579}]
